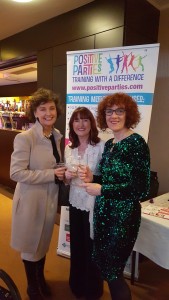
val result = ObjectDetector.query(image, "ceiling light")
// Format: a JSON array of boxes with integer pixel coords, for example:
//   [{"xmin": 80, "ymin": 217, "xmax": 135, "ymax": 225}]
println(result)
[{"xmin": 12, "ymin": 0, "xmax": 33, "ymax": 3}]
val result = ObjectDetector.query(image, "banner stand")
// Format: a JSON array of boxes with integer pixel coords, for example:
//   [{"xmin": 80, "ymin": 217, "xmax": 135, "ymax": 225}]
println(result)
[{"xmin": 57, "ymin": 206, "xmax": 70, "ymax": 258}]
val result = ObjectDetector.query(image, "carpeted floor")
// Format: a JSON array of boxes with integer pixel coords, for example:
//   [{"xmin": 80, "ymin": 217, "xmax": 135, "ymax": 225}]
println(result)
[{"xmin": 0, "ymin": 184, "xmax": 169, "ymax": 300}]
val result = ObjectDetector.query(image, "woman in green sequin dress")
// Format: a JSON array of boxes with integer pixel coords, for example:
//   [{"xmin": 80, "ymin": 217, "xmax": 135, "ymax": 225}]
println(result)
[{"xmin": 80, "ymin": 93, "xmax": 150, "ymax": 300}]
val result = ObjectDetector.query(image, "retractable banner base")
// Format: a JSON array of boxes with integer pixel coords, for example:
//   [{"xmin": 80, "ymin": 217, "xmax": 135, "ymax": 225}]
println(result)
[
  {"xmin": 57, "ymin": 206, "xmax": 139, "ymax": 279},
  {"xmin": 57, "ymin": 206, "xmax": 70, "ymax": 258}
]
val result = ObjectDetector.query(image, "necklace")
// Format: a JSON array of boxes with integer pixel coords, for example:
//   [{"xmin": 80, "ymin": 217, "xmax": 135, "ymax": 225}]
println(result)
[
  {"xmin": 44, "ymin": 131, "xmax": 53, "ymax": 139},
  {"xmin": 110, "ymin": 140, "xmax": 116, "ymax": 152}
]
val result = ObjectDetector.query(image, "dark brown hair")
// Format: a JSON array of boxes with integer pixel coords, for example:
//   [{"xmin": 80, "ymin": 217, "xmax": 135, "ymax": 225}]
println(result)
[
  {"xmin": 69, "ymin": 107, "xmax": 100, "ymax": 148},
  {"xmin": 97, "ymin": 93, "xmax": 140, "ymax": 130},
  {"xmin": 27, "ymin": 87, "xmax": 63, "ymax": 122}
]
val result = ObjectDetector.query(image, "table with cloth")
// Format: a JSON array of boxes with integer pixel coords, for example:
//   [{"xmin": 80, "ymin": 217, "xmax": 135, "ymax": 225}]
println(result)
[{"xmin": 131, "ymin": 193, "xmax": 169, "ymax": 284}]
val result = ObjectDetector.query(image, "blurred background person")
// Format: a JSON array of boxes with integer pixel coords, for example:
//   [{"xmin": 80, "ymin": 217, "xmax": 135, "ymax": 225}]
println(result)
[
  {"xmin": 65, "ymin": 107, "xmax": 104, "ymax": 300},
  {"xmin": 80, "ymin": 93, "xmax": 150, "ymax": 300},
  {"xmin": 10, "ymin": 88, "xmax": 66, "ymax": 300}
]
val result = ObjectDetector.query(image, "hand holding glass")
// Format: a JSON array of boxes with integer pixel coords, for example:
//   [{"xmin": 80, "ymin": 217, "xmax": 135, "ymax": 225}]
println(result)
[
  {"xmin": 77, "ymin": 155, "xmax": 88, "ymax": 185},
  {"xmin": 66, "ymin": 155, "xmax": 88, "ymax": 186},
  {"xmin": 65, "ymin": 167, "xmax": 78, "ymax": 181},
  {"xmin": 66, "ymin": 157, "xmax": 78, "ymax": 176},
  {"xmin": 78, "ymin": 165, "xmax": 93, "ymax": 183},
  {"xmin": 54, "ymin": 162, "xmax": 67, "ymax": 181}
]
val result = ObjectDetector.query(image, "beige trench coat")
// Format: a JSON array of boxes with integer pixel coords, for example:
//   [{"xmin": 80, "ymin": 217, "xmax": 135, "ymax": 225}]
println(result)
[{"xmin": 10, "ymin": 121, "xmax": 62, "ymax": 253}]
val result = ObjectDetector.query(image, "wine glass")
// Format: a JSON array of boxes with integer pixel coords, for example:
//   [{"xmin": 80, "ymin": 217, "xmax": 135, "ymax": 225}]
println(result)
[
  {"xmin": 55, "ymin": 162, "xmax": 66, "ymax": 168},
  {"xmin": 66, "ymin": 156, "xmax": 78, "ymax": 173},
  {"xmin": 77, "ymin": 154, "xmax": 88, "ymax": 186},
  {"xmin": 65, "ymin": 156, "xmax": 78, "ymax": 185}
]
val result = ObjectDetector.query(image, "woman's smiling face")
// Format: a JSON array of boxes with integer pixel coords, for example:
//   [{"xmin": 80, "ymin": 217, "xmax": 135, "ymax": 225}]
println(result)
[
  {"xmin": 105, "ymin": 105, "xmax": 126, "ymax": 133},
  {"xmin": 34, "ymin": 101, "xmax": 57, "ymax": 129},
  {"xmin": 73, "ymin": 113, "xmax": 91, "ymax": 139}
]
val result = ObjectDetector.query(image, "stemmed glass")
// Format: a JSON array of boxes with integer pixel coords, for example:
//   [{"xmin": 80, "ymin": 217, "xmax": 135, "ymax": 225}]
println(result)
[
  {"xmin": 66, "ymin": 154, "xmax": 88, "ymax": 186},
  {"xmin": 77, "ymin": 154, "xmax": 88, "ymax": 186},
  {"xmin": 66, "ymin": 156, "xmax": 78, "ymax": 173},
  {"xmin": 66, "ymin": 156, "xmax": 79, "ymax": 185}
]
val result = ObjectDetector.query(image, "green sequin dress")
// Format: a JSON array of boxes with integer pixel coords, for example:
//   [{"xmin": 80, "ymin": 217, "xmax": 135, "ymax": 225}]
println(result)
[{"xmin": 93, "ymin": 133, "xmax": 150, "ymax": 282}]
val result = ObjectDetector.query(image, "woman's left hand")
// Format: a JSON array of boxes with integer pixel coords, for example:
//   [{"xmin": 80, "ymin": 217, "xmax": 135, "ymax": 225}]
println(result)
[
  {"xmin": 80, "ymin": 183, "xmax": 101, "ymax": 196},
  {"xmin": 78, "ymin": 165, "xmax": 93, "ymax": 183}
]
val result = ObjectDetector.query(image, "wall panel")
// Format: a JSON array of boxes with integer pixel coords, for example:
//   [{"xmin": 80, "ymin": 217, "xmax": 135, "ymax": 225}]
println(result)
[
  {"xmin": 124, "ymin": 0, "xmax": 159, "ymax": 45},
  {"xmin": 53, "ymin": 65, "xmax": 66, "ymax": 155},
  {"xmin": 95, "ymin": 27, "xmax": 124, "ymax": 49},
  {"xmin": 53, "ymin": 36, "xmax": 94, "ymax": 66},
  {"xmin": 37, "ymin": 48, "xmax": 53, "ymax": 90},
  {"xmin": 148, "ymin": 8, "xmax": 169, "ymax": 194}
]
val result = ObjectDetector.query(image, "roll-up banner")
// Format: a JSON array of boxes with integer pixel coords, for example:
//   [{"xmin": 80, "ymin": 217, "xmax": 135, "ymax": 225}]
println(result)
[
  {"xmin": 57, "ymin": 44, "xmax": 160, "ymax": 279},
  {"xmin": 66, "ymin": 43, "xmax": 159, "ymax": 143}
]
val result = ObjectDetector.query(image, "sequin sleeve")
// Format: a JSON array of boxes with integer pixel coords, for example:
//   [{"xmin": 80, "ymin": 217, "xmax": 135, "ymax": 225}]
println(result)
[{"xmin": 101, "ymin": 135, "xmax": 150, "ymax": 202}]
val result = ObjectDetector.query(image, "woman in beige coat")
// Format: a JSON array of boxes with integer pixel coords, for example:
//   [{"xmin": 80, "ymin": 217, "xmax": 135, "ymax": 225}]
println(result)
[{"xmin": 10, "ymin": 88, "xmax": 66, "ymax": 300}]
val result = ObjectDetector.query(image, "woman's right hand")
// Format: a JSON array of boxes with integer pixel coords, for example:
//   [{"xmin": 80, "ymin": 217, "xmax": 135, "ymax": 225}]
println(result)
[
  {"xmin": 54, "ymin": 166, "xmax": 66, "ymax": 181},
  {"xmin": 78, "ymin": 165, "xmax": 93, "ymax": 183}
]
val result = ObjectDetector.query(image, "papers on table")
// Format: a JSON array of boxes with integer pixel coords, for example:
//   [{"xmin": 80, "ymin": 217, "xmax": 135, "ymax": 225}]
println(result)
[{"xmin": 142, "ymin": 204, "xmax": 169, "ymax": 220}]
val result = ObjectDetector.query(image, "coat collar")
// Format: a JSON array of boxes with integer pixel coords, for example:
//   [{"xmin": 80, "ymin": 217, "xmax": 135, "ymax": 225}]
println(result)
[{"xmin": 32, "ymin": 120, "xmax": 63, "ymax": 141}]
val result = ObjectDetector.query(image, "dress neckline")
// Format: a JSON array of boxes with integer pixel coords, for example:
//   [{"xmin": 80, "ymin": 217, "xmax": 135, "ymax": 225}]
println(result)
[
  {"xmin": 110, "ymin": 133, "xmax": 136, "ymax": 152},
  {"xmin": 113, "ymin": 132, "xmax": 136, "ymax": 144}
]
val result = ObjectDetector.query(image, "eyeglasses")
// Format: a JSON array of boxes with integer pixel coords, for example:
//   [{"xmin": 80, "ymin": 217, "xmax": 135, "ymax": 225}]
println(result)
[{"xmin": 104, "ymin": 108, "xmax": 126, "ymax": 116}]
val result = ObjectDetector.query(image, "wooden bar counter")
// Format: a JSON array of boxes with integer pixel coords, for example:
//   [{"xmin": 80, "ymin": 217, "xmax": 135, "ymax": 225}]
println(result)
[{"xmin": 0, "ymin": 128, "xmax": 21, "ymax": 189}]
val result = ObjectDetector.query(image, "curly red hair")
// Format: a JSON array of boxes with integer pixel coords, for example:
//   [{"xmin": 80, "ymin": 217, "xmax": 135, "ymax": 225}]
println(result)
[{"xmin": 97, "ymin": 93, "xmax": 140, "ymax": 130}]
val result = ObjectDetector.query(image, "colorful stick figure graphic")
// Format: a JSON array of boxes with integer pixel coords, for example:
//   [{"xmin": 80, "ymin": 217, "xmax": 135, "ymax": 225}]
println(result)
[
  {"xmin": 121, "ymin": 51, "xmax": 131, "ymax": 73},
  {"xmin": 106, "ymin": 55, "xmax": 115, "ymax": 73},
  {"xmin": 128, "ymin": 52, "xmax": 137, "ymax": 71},
  {"xmin": 105, "ymin": 50, "xmax": 147, "ymax": 74},
  {"xmin": 135, "ymin": 54, "xmax": 147, "ymax": 71},
  {"xmin": 114, "ymin": 54, "xmax": 123, "ymax": 73}
]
